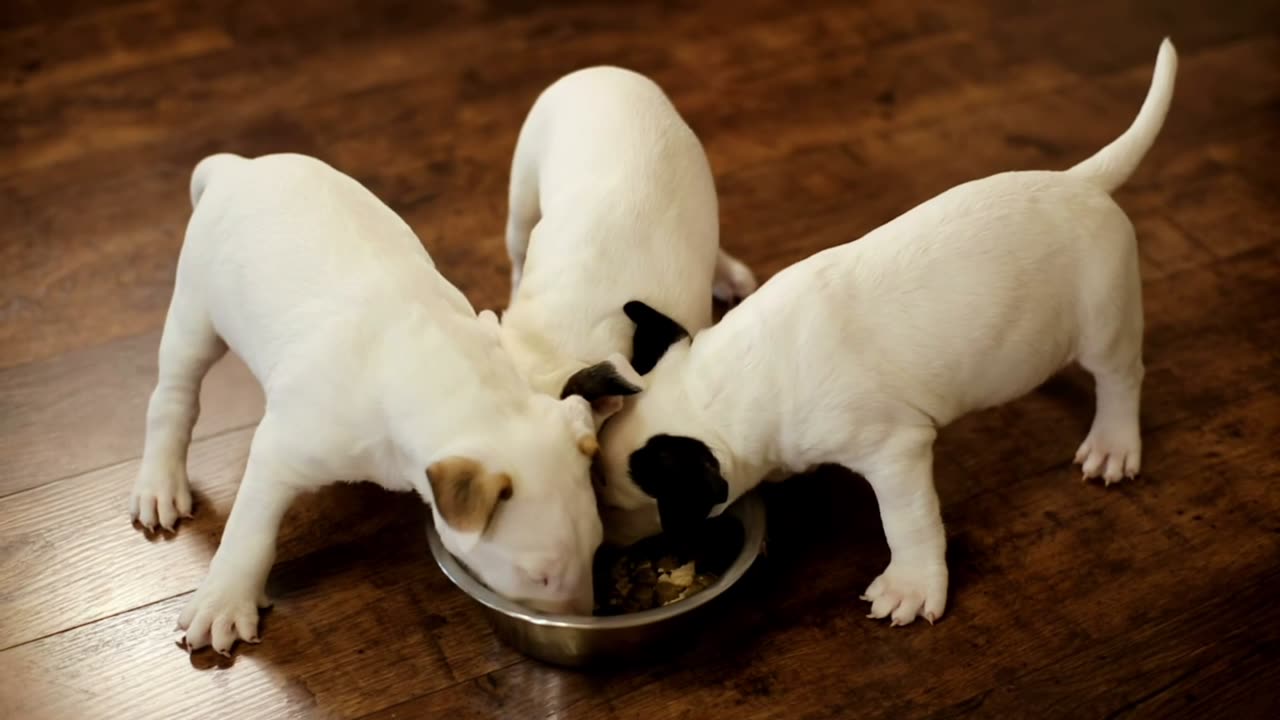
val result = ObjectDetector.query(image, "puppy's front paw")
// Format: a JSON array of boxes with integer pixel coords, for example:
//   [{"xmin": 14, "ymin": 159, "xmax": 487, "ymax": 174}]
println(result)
[
  {"xmin": 1074, "ymin": 426, "xmax": 1141, "ymax": 486},
  {"xmin": 130, "ymin": 460, "xmax": 194, "ymax": 532},
  {"xmin": 178, "ymin": 577, "xmax": 269, "ymax": 656},
  {"xmin": 861, "ymin": 562, "xmax": 947, "ymax": 627}
]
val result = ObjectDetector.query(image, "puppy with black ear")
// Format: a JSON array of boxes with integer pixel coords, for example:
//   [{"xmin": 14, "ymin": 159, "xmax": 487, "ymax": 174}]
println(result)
[
  {"xmin": 598, "ymin": 41, "xmax": 1177, "ymax": 627},
  {"xmin": 497, "ymin": 66, "xmax": 758, "ymax": 405}
]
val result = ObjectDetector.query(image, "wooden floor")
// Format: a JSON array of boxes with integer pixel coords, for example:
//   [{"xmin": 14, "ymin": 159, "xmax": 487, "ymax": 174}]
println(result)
[{"xmin": 2, "ymin": 1, "xmax": 1278, "ymax": 718}]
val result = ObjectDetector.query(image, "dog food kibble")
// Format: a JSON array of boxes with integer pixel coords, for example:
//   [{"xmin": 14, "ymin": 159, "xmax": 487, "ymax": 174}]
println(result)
[
  {"xmin": 593, "ymin": 515, "xmax": 745, "ymax": 616},
  {"xmin": 600, "ymin": 555, "xmax": 718, "ymax": 613}
]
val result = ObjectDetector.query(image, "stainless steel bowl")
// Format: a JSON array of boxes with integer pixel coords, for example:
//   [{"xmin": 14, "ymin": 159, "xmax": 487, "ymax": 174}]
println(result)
[{"xmin": 426, "ymin": 493, "xmax": 766, "ymax": 668}]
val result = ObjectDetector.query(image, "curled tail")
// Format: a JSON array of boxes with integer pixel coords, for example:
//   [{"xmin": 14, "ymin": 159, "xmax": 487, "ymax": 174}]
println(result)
[
  {"xmin": 189, "ymin": 153, "xmax": 247, "ymax": 208},
  {"xmin": 1067, "ymin": 38, "xmax": 1178, "ymax": 193}
]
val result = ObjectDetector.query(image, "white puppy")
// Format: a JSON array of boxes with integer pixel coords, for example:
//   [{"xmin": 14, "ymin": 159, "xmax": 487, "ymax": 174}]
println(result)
[
  {"xmin": 596, "ymin": 40, "xmax": 1177, "ymax": 626},
  {"xmin": 499, "ymin": 66, "xmax": 758, "ymax": 403},
  {"xmin": 131, "ymin": 153, "xmax": 636, "ymax": 654}
]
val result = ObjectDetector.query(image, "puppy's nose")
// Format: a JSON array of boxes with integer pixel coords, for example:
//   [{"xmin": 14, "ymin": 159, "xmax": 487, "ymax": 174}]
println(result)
[{"xmin": 528, "ymin": 557, "xmax": 570, "ymax": 593}]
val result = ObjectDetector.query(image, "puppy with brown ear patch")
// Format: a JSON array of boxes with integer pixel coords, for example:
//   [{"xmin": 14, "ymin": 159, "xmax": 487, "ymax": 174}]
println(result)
[
  {"xmin": 497, "ymin": 66, "xmax": 758, "ymax": 404},
  {"xmin": 130, "ymin": 153, "xmax": 639, "ymax": 656}
]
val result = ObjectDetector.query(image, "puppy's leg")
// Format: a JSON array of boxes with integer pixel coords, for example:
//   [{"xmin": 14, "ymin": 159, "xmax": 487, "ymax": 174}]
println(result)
[
  {"xmin": 505, "ymin": 142, "xmax": 541, "ymax": 305},
  {"xmin": 850, "ymin": 428, "xmax": 948, "ymax": 626},
  {"xmin": 179, "ymin": 416, "xmax": 301, "ymax": 655},
  {"xmin": 712, "ymin": 249, "xmax": 757, "ymax": 304},
  {"xmin": 1075, "ymin": 264, "xmax": 1144, "ymax": 485},
  {"xmin": 131, "ymin": 286, "xmax": 227, "ymax": 532}
]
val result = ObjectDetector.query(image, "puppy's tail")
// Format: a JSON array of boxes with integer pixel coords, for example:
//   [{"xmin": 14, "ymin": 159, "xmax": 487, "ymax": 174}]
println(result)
[
  {"xmin": 1066, "ymin": 38, "xmax": 1177, "ymax": 194},
  {"xmin": 190, "ymin": 153, "xmax": 247, "ymax": 209}
]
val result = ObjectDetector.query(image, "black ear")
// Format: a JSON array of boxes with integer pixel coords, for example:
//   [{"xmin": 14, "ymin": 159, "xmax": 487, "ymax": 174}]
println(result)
[
  {"xmin": 624, "ymin": 301, "xmax": 690, "ymax": 375},
  {"xmin": 628, "ymin": 435, "xmax": 729, "ymax": 535},
  {"xmin": 560, "ymin": 360, "xmax": 643, "ymax": 401}
]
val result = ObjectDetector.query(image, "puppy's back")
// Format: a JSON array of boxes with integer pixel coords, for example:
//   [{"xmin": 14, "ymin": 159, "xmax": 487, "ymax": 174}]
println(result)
[
  {"xmin": 179, "ymin": 154, "xmax": 464, "ymax": 375},
  {"xmin": 524, "ymin": 67, "xmax": 712, "ymax": 207}
]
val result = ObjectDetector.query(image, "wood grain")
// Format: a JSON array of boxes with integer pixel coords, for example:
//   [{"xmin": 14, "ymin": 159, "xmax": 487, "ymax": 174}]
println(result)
[
  {"xmin": 1, "ymin": 0, "xmax": 1277, "ymax": 718},
  {"xmin": 0, "ymin": 523, "xmax": 521, "ymax": 720},
  {"xmin": 0, "ymin": 333, "xmax": 262, "ymax": 497}
]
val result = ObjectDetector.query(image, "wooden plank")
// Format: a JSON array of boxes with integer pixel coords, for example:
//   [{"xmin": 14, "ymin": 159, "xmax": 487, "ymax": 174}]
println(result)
[
  {"xmin": 0, "ymin": 0, "xmax": 850, "ymax": 178},
  {"xmin": 0, "ymin": 1, "xmax": 232, "ymax": 100},
  {"xmin": 0, "ymin": 428, "xmax": 435, "ymax": 649},
  {"xmin": 0, "ymin": 332, "xmax": 262, "ymax": 497},
  {"xmin": 9, "ymin": 0, "xmax": 1195, "ymax": 366},
  {"xmin": 0, "ymin": 1, "xmax": 856, "ymax": 365},
  {"xmin": 0, "ymin": 0, "xmax": 142, "ymax": 31},
  {"xmin": 0, "ymin": 520, "xmax": 520, "ymax": 720}
]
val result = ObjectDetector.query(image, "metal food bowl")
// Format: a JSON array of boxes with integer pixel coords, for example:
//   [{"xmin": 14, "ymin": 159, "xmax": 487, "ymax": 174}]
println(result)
[{"xmin": 426, "ymin": 493, "xmax": 766, "ymax": 668}]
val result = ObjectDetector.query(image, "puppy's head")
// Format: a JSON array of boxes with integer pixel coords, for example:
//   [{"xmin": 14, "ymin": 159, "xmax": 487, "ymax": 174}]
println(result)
[
  {"xmin": 629, "ymin": 434, "xmax": 729, "ymax": 532},
  {"xmin": 597, "ymin": 400, "xmax": 728, "ymax": 544},
  {"xmin": 429, "ymin": 355, "xmax": 641, "ymax": 615},
  {"xmin": 595, "ymin": 306, "xmax": 728, "ymax": 545}
]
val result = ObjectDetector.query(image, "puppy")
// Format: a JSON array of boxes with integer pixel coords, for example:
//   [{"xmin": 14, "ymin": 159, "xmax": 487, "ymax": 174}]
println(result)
[
  {"xmin": 130, "ymin": 153, "xmax": 637, "ymax": 654},
  {"xmin": 596, "ymin": 40, "xmax": 1177, "ymax": 626},
  {"xmin": 499, "ymin": 66, "xmax": 758, "ymax": 402}
]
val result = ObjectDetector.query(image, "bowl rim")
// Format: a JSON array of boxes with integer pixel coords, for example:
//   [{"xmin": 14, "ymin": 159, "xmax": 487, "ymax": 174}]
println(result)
[{"xmin": 426, "ymin": 492, "xmax": 767, "ymax": 629}]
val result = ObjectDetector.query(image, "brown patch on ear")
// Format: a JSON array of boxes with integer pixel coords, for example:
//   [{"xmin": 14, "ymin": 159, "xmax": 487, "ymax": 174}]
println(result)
[
  {"xmin": 426, "ymin": 457, "xmax": 513, "ymax": 533},
  {"xmin": 578, "ymin": 435, "xmax": 599, "ymax": 458}
]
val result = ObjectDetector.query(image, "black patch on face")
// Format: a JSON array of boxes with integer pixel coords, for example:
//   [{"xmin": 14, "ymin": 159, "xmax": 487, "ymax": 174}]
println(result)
[
  {"xmin": 624, "ymin": 301, "xmax": 689, "ymax": 375},
  {"xmin": 560, "ymin": 361, "xmax": 642, "ymax": 402},
  {"xmin": 628, "ymin": 435, "xmax": 729, "ymax": 535}
]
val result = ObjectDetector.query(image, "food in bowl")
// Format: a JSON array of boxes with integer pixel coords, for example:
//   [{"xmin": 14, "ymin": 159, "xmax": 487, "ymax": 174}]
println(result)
[{"xmin": 593, "ymin": 514, "xmax": 745, "ymax": 616}]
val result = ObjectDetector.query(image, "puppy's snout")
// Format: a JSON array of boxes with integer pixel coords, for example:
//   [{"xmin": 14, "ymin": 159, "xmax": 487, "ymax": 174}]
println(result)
[
  {"xmin": 527, "ymin": 556, "xmax": 569, "ymax": 592},
  {"xmin": 524, "ymin": 579, "xmax": 594, "ymax": 616}
]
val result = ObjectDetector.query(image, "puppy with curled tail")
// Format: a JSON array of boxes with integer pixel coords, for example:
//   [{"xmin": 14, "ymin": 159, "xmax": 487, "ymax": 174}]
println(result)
[{"xmin": 597, "ymin": 40, "xmax": 1177, "ymax": 627}]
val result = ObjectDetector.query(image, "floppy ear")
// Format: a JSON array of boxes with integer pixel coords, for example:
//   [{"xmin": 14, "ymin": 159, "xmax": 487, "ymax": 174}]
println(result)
[
  {"xmin": 560, "ymin": 352, "xmax": 645, "ymax": 426},
  {"xmin": 427, "ymin": 457, "xmax": 512, "ymax": 550},
  {"xmin": 624, "ymin": 301, "xmax": 690, "ymax": 375},
  {"xmin": 627, "ymin": 435, "xmax": 729, "ymax": 535}
]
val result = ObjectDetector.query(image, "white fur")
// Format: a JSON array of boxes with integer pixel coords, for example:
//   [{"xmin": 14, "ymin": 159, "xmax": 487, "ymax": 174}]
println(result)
[
  {"xmin": 499, "ymin": 66, "xmax": 757, "ymax": 396},
  {"xmin": 131, "ymin": 153, "xmax": 605, "ymax": 654},
  {"xmin": 598, "ymin": 40, "xmax": 1178, "ymax": 626}
]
